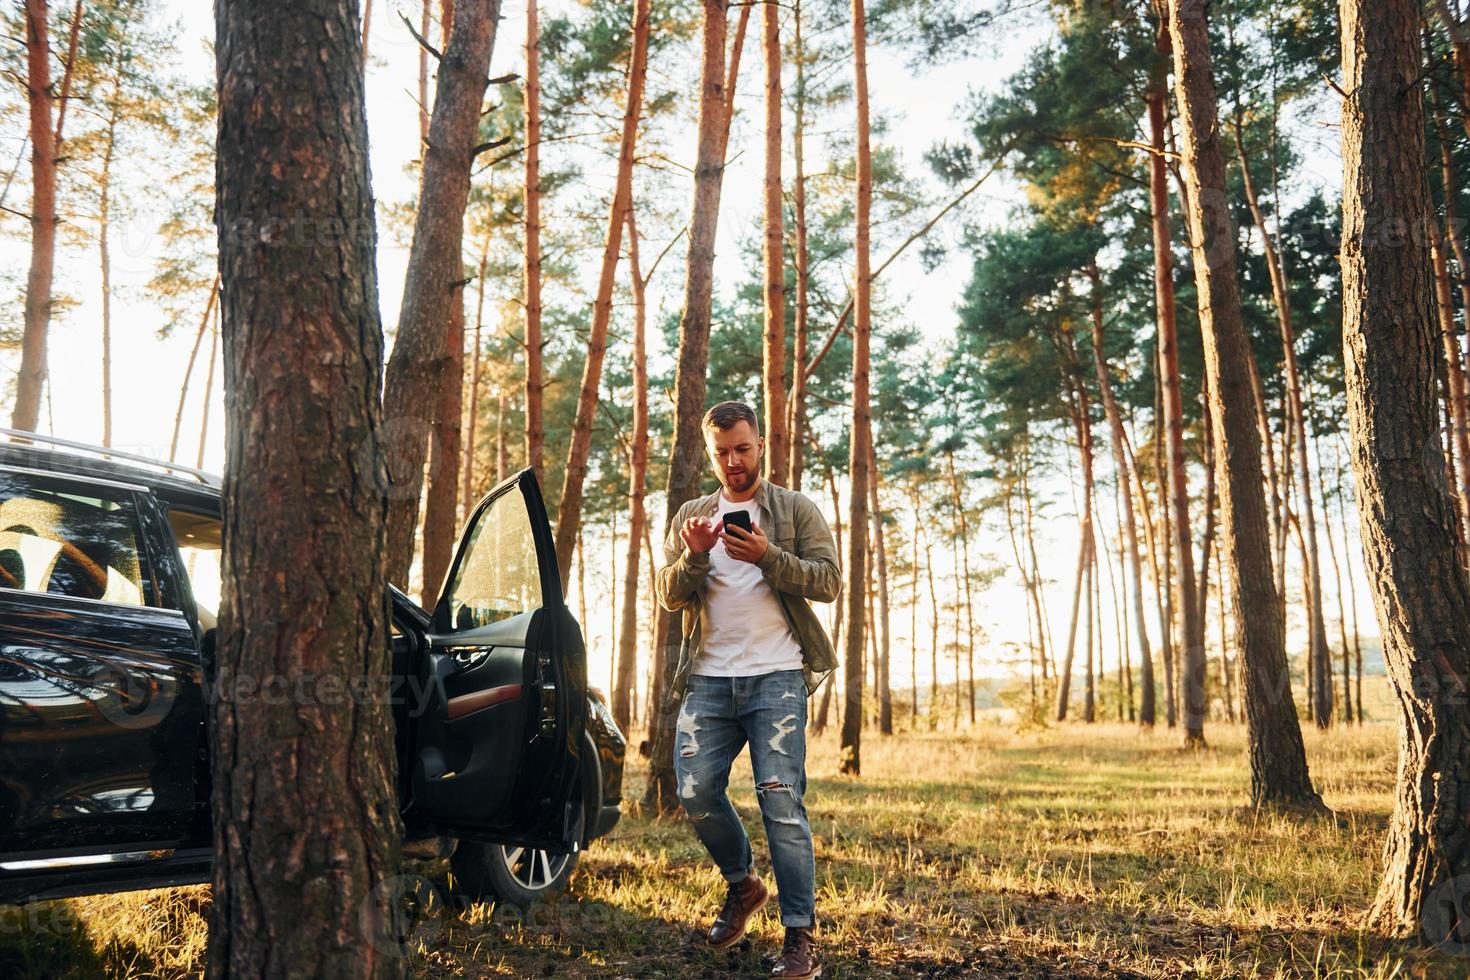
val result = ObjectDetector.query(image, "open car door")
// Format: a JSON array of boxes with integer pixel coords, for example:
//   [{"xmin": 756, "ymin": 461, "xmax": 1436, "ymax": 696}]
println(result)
[{"xmin": 410, "ymin": 469, "xmax": 587, "ymax": 851}]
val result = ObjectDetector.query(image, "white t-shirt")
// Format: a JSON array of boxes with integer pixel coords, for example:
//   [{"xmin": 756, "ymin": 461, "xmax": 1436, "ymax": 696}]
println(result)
[{"xmin": 693, "ymin": 494, "xmax": 804, "ymax": 677}]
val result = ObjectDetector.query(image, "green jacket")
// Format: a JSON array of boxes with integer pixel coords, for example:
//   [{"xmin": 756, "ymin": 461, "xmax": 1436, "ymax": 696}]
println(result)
[{"xmin": 656, "ymin": 480, "xmax": 841, "ymax": 709}]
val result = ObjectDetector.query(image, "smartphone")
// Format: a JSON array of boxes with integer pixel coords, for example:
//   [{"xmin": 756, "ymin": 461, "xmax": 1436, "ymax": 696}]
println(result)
[{"xmin": 721, "ymin": 510, "xmax": 754, "ymax": 535}]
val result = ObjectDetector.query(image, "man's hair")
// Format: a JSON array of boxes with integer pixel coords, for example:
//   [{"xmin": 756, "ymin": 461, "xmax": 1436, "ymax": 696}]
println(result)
[{"xmin": 702, "ymin": 400, "xmax": 759, "ymax": 433}]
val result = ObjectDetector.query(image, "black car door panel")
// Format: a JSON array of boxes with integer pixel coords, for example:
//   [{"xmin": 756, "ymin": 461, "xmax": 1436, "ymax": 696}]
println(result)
[
  {"xmin": 411, "ymin": 470, "xmax": 586, "ymax": 849},
  {"xmin": 0, "ymin": 469, "xmax": 203, "ymax": 858}
]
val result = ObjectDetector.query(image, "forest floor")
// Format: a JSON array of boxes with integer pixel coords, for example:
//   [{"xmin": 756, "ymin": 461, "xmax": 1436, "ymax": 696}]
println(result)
[{"xmin": 6, "ymin": 687, "xmax": 1469, "ymax": 978}]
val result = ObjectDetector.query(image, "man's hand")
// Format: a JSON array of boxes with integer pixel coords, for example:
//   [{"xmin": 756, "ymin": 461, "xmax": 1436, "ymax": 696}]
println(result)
[
  {"xmin": 723, "ymin": 522, "xmax": 769, "ymax": 564},
  {"xmin": 680, "ymin": 516, "xmax": 723, "ymax": 554}
]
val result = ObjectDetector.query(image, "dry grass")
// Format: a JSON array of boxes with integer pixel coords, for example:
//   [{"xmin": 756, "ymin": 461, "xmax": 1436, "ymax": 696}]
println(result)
[{"xmin": 4, "ymin": 685, "xmax": 1466, "ymax": 978}]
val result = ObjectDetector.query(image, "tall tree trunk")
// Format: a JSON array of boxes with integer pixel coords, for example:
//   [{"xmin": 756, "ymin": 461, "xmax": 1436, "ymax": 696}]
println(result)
[
  {"xmin": 1232, "ymin": 116, "xmax": 1334, "ymax": 728},
  {"xmin": 1022, "ymin": 447, "xmax": 1054, "ymax": 680},
  {"xmin": 910, "ymin": 492, "xmax": 921, "ymax": 720},
  {"xmin": 1244, "ymin": 353, "xmax": 1287, "ymax": 638},
  {"xmin": 422, "ymin": 0, "xmax": 470, "ymax": 596},
  {"xmin": 1167, "ymin": 0, "xmax": 1319, "ymax": 804},
  {"xmin": 761, "ymin": 0, "xmax": 788, "ymax": 485},
  {"xmin": 1054, "ymin": 512, "xmax": 1090, "ymax": 722},
  {"xmin": 552, "ymin": 0, "xmax": 651, "ymax": 583},
  {"xmin": 523, "ymin": 0, "xmax": 545, "ymax": 487},
  {"xmin": 495, "ymin": 388, "xmax": 508, "ymax": 483},
  {"xmin": 1334, "ymin": 439, "xmax": 1366, "ymax": 724},
  {"xmin": 170, "ymin": 279, "xmax": 220, "ymax": 462},
  {"xmin": 1147, "ymin": 10, "xmax": 1188, "ymax": 731},
  {"xmin": 211, "ymin": 1, "xmax": 399, "ymax": 973},
  {"xmin": 923, "ymin": 522, "xmax": 940, "ymax": 725},
  {"xmin": 788, "ymin": 0, "xmax": 810, "ymax": 489},
  {"xmin": 1343, "ymin": 0, "xmax": 1470, "ymax": 936},
  {"xmin": 1083, "ymin": 529, "xmax": 1096, "ymax": 723},
  {"xmin": 1315, "ymin": 435, "xmax": 1354, "ymax": 726},
  {"xmin": 1088, "ymin": 263, "xmax": 1156, "ymax": 727},
  {"xmin": 1196, "ymin": 376, "xmax": 1216, "ymax": 639},
  {"xmin": 97, "ymin": 54, "xmax": 124, "ymax": 449},
  {"xmin": 839, "ymin": 0, "xmax": 873, "ymax": 776},
  {"xmin": 1154, "ymin": 348, "xmax": 1179, "ymax": 728},
  {"xmin": 13, "ymin": 0, "xmax": 57, "ymax": 433},
  {"xmin": 944, "ymin": 450, "xmax": 976, "ymax": 724},
  {"xmin": 645, "ymin": 0, "xmax": 731, "ymax": 811},
  {"xmin": 418, "ymin": 2, "xmax": 431, "ymax": 141},
  {"xmin": 380, "ymin": 0, "xmax": 501, "ymax": 584},
  {"xmin": 613, "ymin": 201, "xmax": 651, "ymax": 732},
  {"xmin": 361, "ymin": 0, "xmax": 373, "ymax": 66},
  {"xmin": 462, "ymin": 241, "xmax": 489, "ymax": 516},
  {"xmin": 420, "ymin": 279, "xmax": 465, "ymax": 606},
  {"xmin": 869, "ymin": 435, "xmax": 892, "ymax": 734},
  {"xmin": 196, "ymin": 315, "xmax": 219, "ymax": 470},
  {"xmin": 1056, "ymin": 354, "xmax": 1096, "ymax": 721},
  {"xmin": 1434, "ymin": 221, "xmax": 1470, "ymax": 551}
]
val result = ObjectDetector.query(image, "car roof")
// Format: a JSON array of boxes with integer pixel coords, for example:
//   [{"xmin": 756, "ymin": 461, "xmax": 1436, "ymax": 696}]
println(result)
[{"xmin": 0, "ymin": 430, "xmax": 222, "ymax": 504}]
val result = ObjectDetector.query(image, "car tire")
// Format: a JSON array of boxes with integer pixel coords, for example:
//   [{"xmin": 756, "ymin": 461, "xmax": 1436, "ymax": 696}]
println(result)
[{"xmin": 449, "ymin": 808, "xmax": 583, "ymax": 909}]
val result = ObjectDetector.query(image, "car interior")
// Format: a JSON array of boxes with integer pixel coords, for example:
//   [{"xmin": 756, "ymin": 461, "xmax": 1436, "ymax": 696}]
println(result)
[{"xmin": 0, "ymin": 486, "xmax": 146, "ymax": 606}]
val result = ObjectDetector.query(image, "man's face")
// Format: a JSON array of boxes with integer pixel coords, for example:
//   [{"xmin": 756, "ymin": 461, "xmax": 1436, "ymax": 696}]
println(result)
[{"xmin": 705, "ymin": 420, "xmax": 763, "ymax": 495}]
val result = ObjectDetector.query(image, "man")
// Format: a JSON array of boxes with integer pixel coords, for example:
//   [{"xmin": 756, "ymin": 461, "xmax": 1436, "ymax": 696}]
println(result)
[{"xmin": 656, "ymin": 400, "xmax": 840, "ymax": 980}]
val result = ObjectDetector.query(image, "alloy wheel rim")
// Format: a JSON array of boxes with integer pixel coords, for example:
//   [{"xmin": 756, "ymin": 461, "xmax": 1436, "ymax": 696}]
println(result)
[{"xmin": 498, "ymin": 845, "xmax": 571, "ymax": 890}]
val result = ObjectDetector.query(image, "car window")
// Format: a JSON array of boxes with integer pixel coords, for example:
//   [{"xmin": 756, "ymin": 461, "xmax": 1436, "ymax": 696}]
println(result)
[
  {"xmin": 167, "ymin": 509, "xmax": 222, "ymax": 630},
  {"xmin": 442, "ymin": 488, "xmax": 542, "ymax": 631},
  {"xmin": 0, "ymin": 472, "xmax": 147, "ymax": 606}
]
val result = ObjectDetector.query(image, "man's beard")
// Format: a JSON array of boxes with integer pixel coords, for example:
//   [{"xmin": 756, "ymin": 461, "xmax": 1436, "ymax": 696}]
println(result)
[{"xmin": 722, "ymin": 462, "xmax": 759, "ymax": 493}]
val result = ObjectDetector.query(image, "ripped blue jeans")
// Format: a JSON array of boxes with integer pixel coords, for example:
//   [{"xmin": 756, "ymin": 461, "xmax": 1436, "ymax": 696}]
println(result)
[{"xmin": 674, "ymin": 669, "xmax": 815, "ymax": 928}]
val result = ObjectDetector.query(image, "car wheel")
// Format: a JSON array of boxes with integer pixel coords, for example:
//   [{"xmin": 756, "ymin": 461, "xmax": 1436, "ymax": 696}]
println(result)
[{"xmin": 449, "ymin": 810, "xmax": 583, "ymax": 908}]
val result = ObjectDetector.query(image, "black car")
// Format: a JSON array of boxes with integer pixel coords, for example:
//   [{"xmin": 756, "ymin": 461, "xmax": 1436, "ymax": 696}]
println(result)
[{"xmin": 0, "ymin": 430, "xmax": 623, "ymax": 909}]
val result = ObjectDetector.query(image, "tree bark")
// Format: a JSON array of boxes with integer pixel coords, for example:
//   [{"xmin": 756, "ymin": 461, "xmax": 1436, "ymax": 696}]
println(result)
[
  {"xmin": 868, "ymin": 432, "xmax": 892, "ymax": 734},
  {"xmin": 645, "ymin": 0, "xmax": 731, "ymax": 811},
  {"xmin": 462, "ymin": 239, "xmax": 489, "ymax": 516},
  {"xmin": 1087, "ymin": 264, "xmax": 1156, "ymax": 727},
  {"xmin": 1145, "ymin": 12, "xmax": 1186, "ymax": 731},
  {"xmin": 1153, "ymin": 345, "xmax": 1178, "ymax": 728},
  {"xmin": 381, "ymin": 0, "xmax": 501, "ymax": 584},
  {"xmin": 13, "ymin": 0, "xmax": 57, "ymax": 433},
  {"xmin": 420, "ymin": 278, "xmax": 465, "ymax": 607},
  {"xmin": 523, "ymin": 0, "xmax": 545, "ymax": 486},
  {"xmin": 944, "ymin": 449, "xmax": 976, "ymax": 724},
  {"xmin": 169, "ymin": 278, "xmax": 220, "ymax": 462},
  {"xmin": 614, "ymin": 202, "xmax": 650, "ymax": 732},
  {"xmin": 212, "ymin": 0, "xmax": 400, "ymax": 973},
  {"xmin": 1433, "ymin": 223, "xmax": 1470, "ymax": 558},
  {"xmin": 839, "ymin": 0, "xmax": 873, "ymax": 775},
  {"xmin": 196, "ymin": 315, "xmax": 218, "ymax": 470},
  {"xmin": 1316, "ymin": 434, "xmax": 1354, "ymax": 725},
  {"xmin": 97, "ymin": 51, "xmax": 124, "ymax": 449},
  {"xmin": 1343, "ymin": 0, "xmax": 1470, "ymax": 937},
  {"xmin": 361, "ymin": 0, "xmax": 374, "ymax": 66},
  {"xmin": 552, "ymin": 0, "xmax": 651, "ymax": 583},
  {"xmin": 1168, "ymin": 0, "xmax": 1319, "ymax": 805},
  {"xmin": 1232, "ymin": 116, "xmax": 1333, "ymax": 728},
  {"xmin": 788, "ymin": 0, "xmax": 810, "ymax": 489},
  {"xmin": 761, "ymin": 0, "xmax": 789, "ymax": 485}
]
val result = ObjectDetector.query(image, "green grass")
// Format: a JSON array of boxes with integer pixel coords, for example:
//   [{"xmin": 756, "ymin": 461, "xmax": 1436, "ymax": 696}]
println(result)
[{"xmin": 4, "ymin": 687, "xmax": 1465, "ymax": 978}]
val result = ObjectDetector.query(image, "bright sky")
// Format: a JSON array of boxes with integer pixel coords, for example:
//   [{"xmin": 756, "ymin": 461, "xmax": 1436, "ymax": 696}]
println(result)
[{"xmin": 0, "ymin": 0, "xmax": 1379, "ymax": 704}]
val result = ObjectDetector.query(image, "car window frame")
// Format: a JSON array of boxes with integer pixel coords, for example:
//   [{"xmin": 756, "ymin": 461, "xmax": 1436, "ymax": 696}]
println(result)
[{"xmin": 0, "ymin": 464, "xmax": 164, "ymax": 611}]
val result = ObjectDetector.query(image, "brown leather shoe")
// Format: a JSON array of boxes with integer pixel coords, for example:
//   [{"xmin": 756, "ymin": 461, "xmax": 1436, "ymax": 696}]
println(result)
[
  {"xmin": 706, "ymin": 874, "xmax": 769, "ymax": 949},
  {"xmin": 770, "ymin": 925, "xmax": 820, "ymax": 978}
]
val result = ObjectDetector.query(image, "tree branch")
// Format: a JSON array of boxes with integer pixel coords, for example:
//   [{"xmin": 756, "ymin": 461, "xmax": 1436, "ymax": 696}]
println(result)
[
  {"xmin": 471, "ymin": 135, "xmax": 513, "ymax": 159},
  {"xmin": 399, "ymin": 11, "xmax": 442, "ymax": 61},
  {"xmin": 804, "ymin": 154, "xmax": 1005, "ymax": 380}
]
